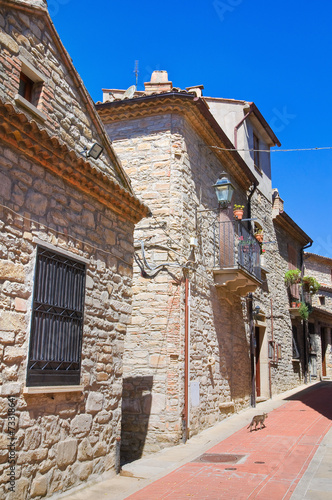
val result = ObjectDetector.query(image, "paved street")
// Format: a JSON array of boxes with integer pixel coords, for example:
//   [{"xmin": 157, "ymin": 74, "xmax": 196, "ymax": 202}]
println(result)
[{"xmin": 60, "ymin": 381, "xmax": 332, "ymax": 500}]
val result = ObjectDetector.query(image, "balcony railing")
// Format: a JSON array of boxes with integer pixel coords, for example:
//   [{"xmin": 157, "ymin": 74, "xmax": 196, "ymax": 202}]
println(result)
[{"xmin": 213, "ymin": 220, "xmax": 261, "ymax": 282}]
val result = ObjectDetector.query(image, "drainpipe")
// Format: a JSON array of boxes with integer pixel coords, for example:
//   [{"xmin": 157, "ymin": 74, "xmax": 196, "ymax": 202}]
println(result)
[
  {"xmin": 300, "ymin": 241, "xmax": 313, "ymax": 384},
  {"xmin": 249, "ymin": 293, "xmax": 256, "ymax": 407},
  {"xmin": 182, "ymin": 275, "xmax": 190, "ymax": 442},
  {"xmin": 234, "ymin": 106, "xmax": 254, "ymax": 150}
]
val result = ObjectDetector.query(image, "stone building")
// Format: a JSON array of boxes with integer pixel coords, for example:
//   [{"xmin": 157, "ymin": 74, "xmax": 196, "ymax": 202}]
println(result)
[
  {"xmin": 303, "ymin": 252, "xmax": 332, "ymax": 380},
  {"xmin": 0, "ymin": 1, "xmax": 149, "ymax": 498},
  {"xmin": 96, "ymin": 71, "xmax": 313, "ymax": 461}
]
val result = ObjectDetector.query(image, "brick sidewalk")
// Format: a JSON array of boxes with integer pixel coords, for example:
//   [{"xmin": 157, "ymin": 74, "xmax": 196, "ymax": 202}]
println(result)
[{"xmin": 126, "ymin": 384, "xmax": 332, "ymax": 500}]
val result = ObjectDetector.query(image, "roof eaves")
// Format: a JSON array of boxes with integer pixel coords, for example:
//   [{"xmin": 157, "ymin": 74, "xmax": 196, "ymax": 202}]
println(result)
[
  {"xmin": 96, "ymin": 92, "xmax": 257, "ymax": 188},
  {"xmin": 273, "ymin": 211, "xmax": 312, "ymax": 245}
]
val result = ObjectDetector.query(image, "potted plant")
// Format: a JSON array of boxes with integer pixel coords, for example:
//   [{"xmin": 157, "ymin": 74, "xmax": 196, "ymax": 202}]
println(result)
[
  {"xmin": 233, "ymin": 204, "xmax": 244, "ymax": 220},
  {"xmin": 302, "ymin": 276, "xmax": 320, "ymax": 295},
  {"xmin": 284, "ymin": 269, "xmax": 301, "ymax": 287},
  {"xmin": 254, "ymin": 228, "xmax": 264, "ymax": 243}
]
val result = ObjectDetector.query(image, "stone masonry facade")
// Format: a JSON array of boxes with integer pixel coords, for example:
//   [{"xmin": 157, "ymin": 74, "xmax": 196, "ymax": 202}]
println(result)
[
  {"xmin": 0, "ymin": 148, "xmax": 134, "ymax": 498},
  {"xmin": 102, "ymin": 105, "xmax": 307, "ymax": 459},
  {"xmin": 0, "ymin": 1, "xmax": 148, "ymax": 498}
]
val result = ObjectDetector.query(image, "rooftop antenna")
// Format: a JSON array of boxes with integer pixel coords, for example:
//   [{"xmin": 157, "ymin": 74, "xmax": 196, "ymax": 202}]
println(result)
[{"xmin": 134, "ymin": 60, "xmax": 139, "ymax": 89}]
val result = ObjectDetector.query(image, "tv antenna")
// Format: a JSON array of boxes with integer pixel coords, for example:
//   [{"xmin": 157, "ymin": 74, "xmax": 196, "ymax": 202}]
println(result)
[{"xmin": 134, "ymin": 60, "xmax": 139, "ymax": 89}]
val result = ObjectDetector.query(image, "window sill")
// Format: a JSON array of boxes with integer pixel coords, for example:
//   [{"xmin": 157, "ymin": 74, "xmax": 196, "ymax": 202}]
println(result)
[
  {"xmin": 23, "ymin": 385, "xmax": 84, "ymax": 395},
  {"xmin": 14, "ymin": 94, "xmax": 47, "ymax": 122},
  {"xmin": 291, "ymin": 358, "xmax": 300, "ymax": 363},
  {"xmin": 254, "ymin": 164, "xmax": 263, "ymax": 175}
]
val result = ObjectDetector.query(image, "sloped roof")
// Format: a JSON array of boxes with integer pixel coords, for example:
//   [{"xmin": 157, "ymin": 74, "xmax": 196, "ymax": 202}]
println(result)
[
  {"xmin": 0, "ymin": 0, "xmax": 133, "ymax": 194},
  {"xmin": 96, "ymin": 91, "xmax": 258, "ymax": 191}
]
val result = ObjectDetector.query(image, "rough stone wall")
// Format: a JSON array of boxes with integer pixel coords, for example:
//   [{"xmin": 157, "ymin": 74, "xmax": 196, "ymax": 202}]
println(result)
[
  {"xmin": 251, "ymin": 196, "xmax": 305, "ymax": 394},
  {"xmin": 304, "ymin": 256, "xmax": 332, "ymax": 312},
  {"xmin": 105, "ymin": 114, "xmax": 253, "ymax": 459},
  {"xmin": 0, "ymin": 5, "xmax": 121, "ymax": 182},
  {"xmin": 0, "ymin": 141, "xmax": 135, "ymax": 498},
  {"xmin": 304, "ymin": 256, "xmax": 332, "ymax": 379}
]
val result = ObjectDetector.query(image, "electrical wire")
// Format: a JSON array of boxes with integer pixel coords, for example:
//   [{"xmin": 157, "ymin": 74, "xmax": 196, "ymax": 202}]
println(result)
[{"xmin": 207, "ymin": 145, "xmax": 332, "ymax": 153}]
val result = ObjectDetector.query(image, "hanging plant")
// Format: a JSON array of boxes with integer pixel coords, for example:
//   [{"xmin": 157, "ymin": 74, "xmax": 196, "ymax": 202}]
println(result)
[
  {"xmin": 284, "ymin": 269, "xmax": 301, "ymax": 287},
  {"xmin": 299, "ymin": 302, "xmax": 309, "ymax": 321},
  {"xmin": 302, "ymin": 276, "xmax": 320, "ymax": 295}
]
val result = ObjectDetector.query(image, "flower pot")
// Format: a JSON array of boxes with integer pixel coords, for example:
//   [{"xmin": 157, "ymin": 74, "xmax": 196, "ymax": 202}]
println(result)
[
  {"xmin": 233, "ymin": 209, "xmax": 244, "ymax": 220},
  {"xmin": 255, "ymin": 233, "xmax": 264, "ymax": 243},
  {"xmin": 291, "ymin": 302, "xmax": 297, "ymax": 308}
]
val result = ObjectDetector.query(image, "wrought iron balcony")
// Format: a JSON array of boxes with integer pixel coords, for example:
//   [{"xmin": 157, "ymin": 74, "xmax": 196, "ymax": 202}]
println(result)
[{"xmin": 212, "ymin": 220, "xmax": 262, "ymax": 297}]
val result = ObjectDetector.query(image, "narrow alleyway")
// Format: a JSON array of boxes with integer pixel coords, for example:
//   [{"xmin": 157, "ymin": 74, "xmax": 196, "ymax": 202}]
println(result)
[
  {"xmin": 61, "ymin": 382, "xmax": 332, "ymax": 500},
  {"xmin": 125, "ymin": 382, "xmax": 332, "ymax": 500}
]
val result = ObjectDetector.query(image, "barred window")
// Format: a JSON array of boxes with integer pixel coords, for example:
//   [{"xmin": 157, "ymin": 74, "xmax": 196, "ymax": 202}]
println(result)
[{"xmin": 27, "ymin": 246, "xmax": 86, "ymax": 387}]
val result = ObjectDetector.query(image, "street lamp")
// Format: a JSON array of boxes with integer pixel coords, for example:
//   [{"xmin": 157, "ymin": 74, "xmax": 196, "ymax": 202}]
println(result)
[{"xmin": 213, "ymin": 172, "xmax": 235, "ymax": 208}]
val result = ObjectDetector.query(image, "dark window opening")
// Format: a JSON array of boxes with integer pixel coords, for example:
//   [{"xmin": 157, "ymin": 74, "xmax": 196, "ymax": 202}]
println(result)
[
  {"xmin": 253, "ymin": 133, "xmax": 260, "ymax": 169},
  {"xmin": 19, "ymin": 72, "xmax": 34, "ymax": 102},
  {"xmin": 319, "ymin": 296, "xmax": 326, "ymax": 306},
  {"xmin": 292, "ymin": 325, "xmax": 300, "ymax": 359},
  {"xmin": 27, "ymin": 246, "xmax": 86, "ymax": 387}
]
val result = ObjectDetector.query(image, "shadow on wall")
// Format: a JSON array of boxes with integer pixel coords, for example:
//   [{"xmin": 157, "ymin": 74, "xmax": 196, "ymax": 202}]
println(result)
[
  {"xmin": 121, "ymin": 375, "xmax": 153, "ymax": 464},
  {"xmin": 211, "ymin": 285, "xmax": 251, "ymax": 403}
]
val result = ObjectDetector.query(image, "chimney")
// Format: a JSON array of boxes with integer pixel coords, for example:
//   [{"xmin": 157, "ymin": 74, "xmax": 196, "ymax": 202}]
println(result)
[
  {"xmin": 144, "ymin": 71, "xmax": 172, "ymax": 95},
  {"xmin": 272, "ymin": 188, "xmax": 284, "ymax": 216}
]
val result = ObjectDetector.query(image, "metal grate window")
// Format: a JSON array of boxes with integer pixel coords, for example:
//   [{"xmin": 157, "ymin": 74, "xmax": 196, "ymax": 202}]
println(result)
[{"xmin": 27, "ymin": 246, "xmax": 86, "ymax": 387}]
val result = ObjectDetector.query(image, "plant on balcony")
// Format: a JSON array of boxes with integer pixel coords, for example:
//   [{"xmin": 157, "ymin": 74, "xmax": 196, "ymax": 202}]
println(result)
[
  {"xmin": 299, "ymin": 302, "xmax": 310, "ymax": 321},
  {"xmin": 233, "ymin": 204, "xmax": 244, "ymax": 220},
  {"xmin": 284, "ymin": 268, "xmax": 301, "ymax": 286},
  {"xmin": 302, "ymin": 276, "xmax": 320, "ymax": 295},
  {"xmin": 254, "ymin": 228, "xmax": 264, "ymax": 243}
]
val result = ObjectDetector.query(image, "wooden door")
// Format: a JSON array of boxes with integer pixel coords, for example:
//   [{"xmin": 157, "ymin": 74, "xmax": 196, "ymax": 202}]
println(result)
[{"xmin": 255, "ymin": 327, "xmax": 261, "ymax": 397}]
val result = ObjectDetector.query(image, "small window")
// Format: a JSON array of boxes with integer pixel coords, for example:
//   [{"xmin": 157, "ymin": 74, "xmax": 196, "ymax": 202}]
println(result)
[
  {"xmin": 14, "ymin": 56, "xmax": 47, "ymax": 122},
  {"xmin": 319, "ymin": 296, "xmax": 326, "ymax": 306},
  {"xmin": 27, "ymin": 246, "xmax": 86, "ymax": 387},
  {"xmin": 253, "ymin": 133, "xmax": 260, "ymax": 169},
  {"xmin": 18, "ymin": 72, "xmax": 34, "ymax": 102}
]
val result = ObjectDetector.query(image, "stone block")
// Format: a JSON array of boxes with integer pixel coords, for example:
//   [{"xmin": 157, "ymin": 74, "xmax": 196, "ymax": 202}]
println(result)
[
  {"xmin": 77, "ymin": 438, "xmax": 93, "ymax": 461},
  {"xmin": 0, "ymin": 171, "xmax": 12, "ymax": 200},
  {"xmin": 0, "ymin": 331, "xmax": 15, "ymax": 344},
  {"xmin": 7, "ymin": 478, "xmax": 29, "ymax": 500},
  {"xmin": 86, "ymin": 392, "xmax": 104, "ymax": 414},
  {"xmin": 0, "ymin": 261, "xmax": 25, "ymax": 283},
  {"xmin": 93, "ymin": 441, "xmax": 107, "ymax": 458},
  {"xmin": 3, "ymin": 346, "xmax": 25, "ymax": 364},
  {"xmin": 14, "ymin": 297, "xmax": 27, "ymax": 312},
  {"xmin": 30, "ymin": 474, "xmax": 48, "ymax": 498},
  {"xmin": 149, "ymin": 354, "xmax": 167, "ymax": 368},
  {"xmin": 70, "ymin": 414, "xmax": 92, "ymax": 436},
  {"xmin": 56, "ymin": 439, "xmax": 77, "ymax": 468},
  {"xmin": 74, "ymin": 461, "xmax": 93, "ymax": 481},
  {"xmin": 26, "ymin": 191, "xmax": 48, "ymax": 216},
  {"xmin": 23, "ymin": 427, "xmax": 42, "ymax": 450},
  {"xmin": 0, "ymin": 383, "xmax": 21, "ymax": 396}
]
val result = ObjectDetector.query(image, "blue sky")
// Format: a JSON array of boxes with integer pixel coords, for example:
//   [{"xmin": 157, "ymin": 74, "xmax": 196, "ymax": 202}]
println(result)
[{"xmin": 51, "ymin": 0, "xmax": 332, "ymax": 258}]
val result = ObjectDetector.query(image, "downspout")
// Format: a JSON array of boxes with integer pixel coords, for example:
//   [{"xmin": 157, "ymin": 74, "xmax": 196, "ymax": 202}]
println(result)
[
  {"xmin": 234, "ymin": 106, "xmax": 254, "ymax": 150},
  {"xmin": 300, "ymin": 241, "xmax": 313, "ymax": 384},
  {"xmin": 182, "ymin": 275, "xmax": 190, "ymax": 443},
  {"xmin": 249, "ymin": 294, "xmax": 256, "ymax": 407}
]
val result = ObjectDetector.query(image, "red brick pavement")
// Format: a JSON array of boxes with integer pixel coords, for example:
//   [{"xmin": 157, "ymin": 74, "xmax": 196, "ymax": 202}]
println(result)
[{"xmin": 126, "ymin": 383, "xmax": 332, "ymax": 499}]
